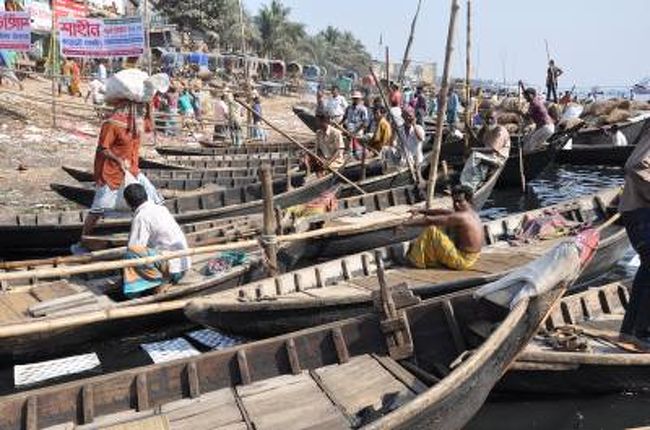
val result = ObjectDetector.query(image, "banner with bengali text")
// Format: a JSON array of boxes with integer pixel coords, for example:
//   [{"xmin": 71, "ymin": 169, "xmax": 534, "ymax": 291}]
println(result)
[
  {"xmin": 0, "ymin": 11, "xmax": 31, "ymax": 51},
  {"xmin": 58, "ymin": 16, "xmax": 144, "ymax": 58}
]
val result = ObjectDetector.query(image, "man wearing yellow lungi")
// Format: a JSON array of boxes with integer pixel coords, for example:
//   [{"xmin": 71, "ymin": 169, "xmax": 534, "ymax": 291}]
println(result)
[
  {"xmin": 406, "ymin": 185, "xmax": 483, "ymax": 270},
  {"xmin": 122, "ymin": 183, "xmax": 191, "ymax": 298}
]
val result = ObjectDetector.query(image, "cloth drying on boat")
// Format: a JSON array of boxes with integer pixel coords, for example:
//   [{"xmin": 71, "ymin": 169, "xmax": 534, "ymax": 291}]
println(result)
[
  {"xmin": 510, "ymin": 210, "xmax": 582, "ymax": 245},
  {"xmin": 123, "ymin": 245, "xmax": 184, "ymax": 297},
  {"xmin": 284, "ymin": 189, "xmax": 339, "ymax": 220},
  {"xmin": 407, "ymin": 226, "xmax": 480, "ymax": 270},
  {"xmin": 202, "ymin": 250, "xmax": 248, "ymax": 276}
]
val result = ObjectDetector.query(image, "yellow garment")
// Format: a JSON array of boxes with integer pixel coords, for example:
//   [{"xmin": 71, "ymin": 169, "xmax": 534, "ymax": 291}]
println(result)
[
  {"xmin": 407, "ymin": 226, "xmax": 480, "ymax": 270},
  {"xmin": 371, "ymin": 117, "xmax": 392, "ymax": 151}
]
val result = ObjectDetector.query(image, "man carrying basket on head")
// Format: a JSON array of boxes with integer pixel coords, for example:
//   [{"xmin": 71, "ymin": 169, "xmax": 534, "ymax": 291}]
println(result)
[{"xmin": 75, "ymin": 70, "xmax": 170, "ymax": 251}]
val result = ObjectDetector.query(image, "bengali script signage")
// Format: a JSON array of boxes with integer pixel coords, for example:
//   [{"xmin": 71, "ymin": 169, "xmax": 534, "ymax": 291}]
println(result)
[
  {"xmin": 0, "ymin": 11, "xmax": 31, "ymax": 51},
  {"xmin": 25, "ymin": 0, "xmax": 51, "ymax": 32},
  {"xmin": 58, "ymin": 16, "xmax": 144, "ymax": 58}
]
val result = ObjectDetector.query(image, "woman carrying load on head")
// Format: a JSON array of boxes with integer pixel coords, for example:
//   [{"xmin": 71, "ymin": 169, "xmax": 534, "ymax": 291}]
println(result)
[{"xmin": 74, "ymin": 70, "xmax": 169, "ymax": 252}]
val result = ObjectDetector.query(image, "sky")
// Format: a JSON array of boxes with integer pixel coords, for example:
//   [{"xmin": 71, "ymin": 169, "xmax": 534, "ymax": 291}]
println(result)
[{"xmin": 243, "ymin": 0, "xmax": 650, "ymax": 89}]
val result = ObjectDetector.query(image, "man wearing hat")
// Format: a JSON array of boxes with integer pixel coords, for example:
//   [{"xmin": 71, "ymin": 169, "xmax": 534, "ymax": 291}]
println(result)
[
  {"xmin": 344, "ymin": 90, "xmax": 369, "ymax": 136},
  {"xmin": 518, "ymin": 80, "xmax": 555, "ymax": 153}
]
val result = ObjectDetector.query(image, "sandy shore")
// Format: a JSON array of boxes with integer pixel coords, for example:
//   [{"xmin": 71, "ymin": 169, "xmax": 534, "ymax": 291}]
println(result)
[{"xmin": 0, "ymin": 78, "xmax": 313, "ymax": 214}]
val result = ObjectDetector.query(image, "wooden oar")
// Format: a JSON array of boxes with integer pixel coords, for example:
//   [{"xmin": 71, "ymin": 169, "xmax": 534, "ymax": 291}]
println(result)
[{"xmin": 236, "ymin": 99, "xmax": 367, "ymax": 195}]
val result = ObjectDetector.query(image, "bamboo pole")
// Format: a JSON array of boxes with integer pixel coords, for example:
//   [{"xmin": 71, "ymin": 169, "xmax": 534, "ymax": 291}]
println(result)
[
  {"xmin": 235, "ymin": 98, "xmax": 367, "ymax": 195},
  {"xmin": 50, "ymin": 3, "xmax": 57, "ymax": 128},
  {"xmin": 397, "ymin": 0, "xmax": 423, "ymax": 85},
  {"xmin": 259, "ymin": 164, "xmax": 278, "ymax": 277},
  {"xmin": 0, "ymin": 207, "xmax": 428, "ymax": 282},
  {"xmin": 367, "ymin": 66, "xmax": 418, "ymax": 185},
  {"xmin": 463, "ymin": 0, "xmax": 472, "ymax": 157},
  {"xmin": 426, "ymin": 0, "xmax": 461, "ymax": 209}
]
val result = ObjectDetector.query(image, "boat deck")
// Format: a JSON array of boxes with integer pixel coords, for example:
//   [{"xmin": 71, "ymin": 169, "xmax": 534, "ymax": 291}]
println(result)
[
  {"xmin": 210, "ymin": 237, "xmax": 563, "ymax": 306},
  {"xmin": 42, "ymin": 354, "xmax": 426, "ymax": 430}
]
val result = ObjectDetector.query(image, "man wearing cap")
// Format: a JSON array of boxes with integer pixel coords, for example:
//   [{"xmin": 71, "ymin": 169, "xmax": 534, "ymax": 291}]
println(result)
[
  {"xmin": 519, "ymin": 81, "xmax": 555, "ymax": 153},
  {"xmin": 344, "ymin": 90, "xmax": 369, "ymax": 136},
  {"xmin": 326, "ymin": 86, "xmax": 348, "ymax": 124}
]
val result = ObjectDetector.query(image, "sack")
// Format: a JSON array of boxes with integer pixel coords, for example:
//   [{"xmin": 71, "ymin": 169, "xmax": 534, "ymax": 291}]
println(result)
[{"xmin": 105, "ymin": 70, "xmax": 170, "ymax": 104}]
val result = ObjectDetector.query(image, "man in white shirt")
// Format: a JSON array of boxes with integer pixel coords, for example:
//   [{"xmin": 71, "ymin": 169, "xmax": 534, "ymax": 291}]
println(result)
[
  {"xmin": 213, "ymin": 93, "xmax": 229, "ymax": 139},
  {"xmin": 401, "ymin": 106, "xmax": 426, "ymax": 167},
  {"xmin": 326, "ymin": 86, "xmax": 348, "ymax": 124},
  {"xmin": 122, "ymin": 183, "xmax": 191, "ymax": 297}
]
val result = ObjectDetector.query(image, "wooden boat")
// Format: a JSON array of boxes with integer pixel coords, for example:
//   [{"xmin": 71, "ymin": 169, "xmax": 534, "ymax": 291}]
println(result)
[
  {"xmin": 184, "ymin": 187, "xmax": 627, "ymax": 337},
  {"xmin": 0, "ymin": 173, "xmax": 339, "ymax": 259},
  {"xmin": 0, "ymin": 245, "xmax": 579, "ymax": 430},
  {"xmin": 61, "ymin": 165, "xmax": 306, "ymax": 191},
  {"xmin": 556, "ymin": 143, "xmax": 635, "ymax": 166},
  {"xmin": 293, "ymin": 105, "xmax": 319, "ymax": 132},
  {"xmin": 498, "ymin": 279, "xmax": 650, "ymax": 394},
  {"xmin": 157, "ymin": 142, "xmax": 314, "ymax": 156},
  {"xmin": 571, "ymin": 114, "xmax": 650, "ymax": 147},
  {"xmin": 496, "ymin": 141, "xmax": 555, "ymax": 188}
]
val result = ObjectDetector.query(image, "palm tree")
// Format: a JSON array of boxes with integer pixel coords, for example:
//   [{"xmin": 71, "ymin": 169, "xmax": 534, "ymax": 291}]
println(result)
[{"xmin": 254, "ymin": 0, "xmax": 305, "ymax": 59}]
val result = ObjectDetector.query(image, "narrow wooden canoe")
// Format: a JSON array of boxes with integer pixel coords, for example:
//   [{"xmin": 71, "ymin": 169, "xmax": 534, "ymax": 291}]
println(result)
[
  {"xmin": 0, "ymin": 246, "xmax": 578, "ymax": 430},
  {"xmin": 157, "ymin": 142, "xmax": 314, "ymax": 156},
  {"xmin": 140, "ymin": 155, "xmax": 301, "ymax": 171},
  {"xmin": 500, "ymin": 279, "xmax": 650, "ymax": 394},
  {"xmin": 61, "ymin": 165, "xmax": 307, "ymax": 191},
  {"xmin": 556, "ymin": 144, "xmax": 635, "ymax": 166},
  {"xmin": 184, "ymin": 188, "xmax": 627, "ymax": 337},
  {"xmin": 0, "ymin": 173, "xmax": 338, "ymax": 259}
]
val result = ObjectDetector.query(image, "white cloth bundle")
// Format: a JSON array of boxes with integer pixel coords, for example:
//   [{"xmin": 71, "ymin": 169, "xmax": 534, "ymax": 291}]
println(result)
[{"xmin": 105, "ymin": 69, "xmax": 170, "ymax": 104}]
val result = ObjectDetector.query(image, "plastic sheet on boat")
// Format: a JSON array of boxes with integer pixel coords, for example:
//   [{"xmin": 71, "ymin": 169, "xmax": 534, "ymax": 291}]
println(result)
[
  {"xmin": 14, "ymin": 353, "xmax": 100, "ymax": 387},
  {"xmin": 474, "ymin": 241, "xmax": 581, "ymax": 308},
  {"xmin": 186, "ymin": 329, "xmax": 244, "ymax": 350},
  {"xmin": 141, "ymin": 338, "xmax": 200, "ymax": 364}
]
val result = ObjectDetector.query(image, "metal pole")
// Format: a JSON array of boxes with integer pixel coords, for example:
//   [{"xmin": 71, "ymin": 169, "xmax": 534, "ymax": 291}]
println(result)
[{"xmin": 426, "ymin": 0, "xmax": 460, "ymax": 209}]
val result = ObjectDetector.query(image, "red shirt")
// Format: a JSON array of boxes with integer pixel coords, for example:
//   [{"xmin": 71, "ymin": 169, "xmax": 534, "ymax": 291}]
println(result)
[
  {"xmin": 93, "ymin": 113, "xmax": 141, "ymax": 189},
  {"xmin": 389, "ymin": 90, "xmax": 402, "ymax": 107}
]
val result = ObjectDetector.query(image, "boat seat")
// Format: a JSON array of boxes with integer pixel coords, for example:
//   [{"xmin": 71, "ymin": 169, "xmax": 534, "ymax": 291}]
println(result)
[{"xmin": 28, "ymin": 292, "xmax": 104, "ymax": 318}]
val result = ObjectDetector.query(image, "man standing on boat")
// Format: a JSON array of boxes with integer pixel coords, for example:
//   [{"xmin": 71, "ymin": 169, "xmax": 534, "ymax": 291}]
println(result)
[
  {"xmin": 306, "ymin": 110, "xmax": 346, "ymax": 175},
  {"xmin": 404, "ymin": 185, "xmax": 483, "ymax": 270},
  {"xmin": 519, "ymin": 82, "xmax": 555, "ymax": 153},
  {"xmin": 546, "ymin": 60, "xmax": 563, "ymax": 103},
  {"xmin": 460, "ymin": 110, "xmax": 511, "ymax": 192},
  {"xmin": 344, "ymin": 91, "xmax": 370, "ymax": 156},
  {"xmin": 122, "ymin": 183, "xmax": 191, "ymax": 298},
  {"xmin": 326, "ymin": 85, "xmax": 348, "ymax": 124},
  {"xmin": 618, "ymin": 132, "xmax": 650, "ymax": 349}
]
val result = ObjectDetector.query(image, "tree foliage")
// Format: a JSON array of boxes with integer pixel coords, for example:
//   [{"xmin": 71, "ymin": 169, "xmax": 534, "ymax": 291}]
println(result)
[{"xmin": 157, "ymin": 0, "xmax": 371, "ymax": 74}]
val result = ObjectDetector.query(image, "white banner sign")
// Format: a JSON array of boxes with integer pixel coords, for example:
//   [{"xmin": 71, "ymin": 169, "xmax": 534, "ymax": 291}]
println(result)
[
  {"xmin": 59, "ymin": 16, "xmax": 144, "ymax": 58},
  {"xmin": 0, "ymin": 11, "xmax": 31, "ymax": 51}
]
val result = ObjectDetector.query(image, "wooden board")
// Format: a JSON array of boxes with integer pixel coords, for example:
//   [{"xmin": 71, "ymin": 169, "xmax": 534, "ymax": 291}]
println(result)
[
  {"xmin": 163, "ymin": 388, "xmax": 244, "ymax": 430},
  {"xmin": 103, "ymin": 415, "xmax": 170, "ymax": 430},
  {"xmin": 314, "ymin": 355, "xmax": 416, "ymax": 418},
  {"xmin": 237, "ymin": 372, "xmax": 350, "ymax": 430}
]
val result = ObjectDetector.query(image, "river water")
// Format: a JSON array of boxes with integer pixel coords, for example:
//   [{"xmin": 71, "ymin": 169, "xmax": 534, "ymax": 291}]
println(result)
[{"xmin": 0, "ymin": 163, "xmax": 640, "ymax": 429}]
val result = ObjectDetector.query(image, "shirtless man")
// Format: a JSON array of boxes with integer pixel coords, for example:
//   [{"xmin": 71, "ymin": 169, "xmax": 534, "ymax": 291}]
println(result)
[{"xmin": 405, "ymin": 185, "xmax": 483, "ymax": 270}]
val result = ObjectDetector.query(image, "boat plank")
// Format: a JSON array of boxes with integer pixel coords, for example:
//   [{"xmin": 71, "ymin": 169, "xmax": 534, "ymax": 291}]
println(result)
[
  {"xmin": 162, "ymin": 387, "xmax": 243, "ymax": 429},
  {"xmin": 0, "ymin": 293, "xmax": 39, "ymax": 319},
  {"xmin": 30, "ymin": 281, "xmax": 80, "ymax": 302},
  {"xmin": 236, "ymin": 372, "xmax": 350, "ymax": 430},
  {"xmin": 313, "ymin": 355, "xmax": 415, "ymax": 417}
]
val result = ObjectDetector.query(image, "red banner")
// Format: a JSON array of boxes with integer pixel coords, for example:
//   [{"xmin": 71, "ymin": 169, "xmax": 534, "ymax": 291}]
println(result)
[{"xmin": 53, "ymin": 0, "xmax": 87, "ymax": 18}]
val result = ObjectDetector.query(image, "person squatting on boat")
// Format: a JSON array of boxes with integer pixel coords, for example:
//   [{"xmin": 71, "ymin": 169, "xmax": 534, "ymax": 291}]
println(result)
[
  {"xmin": 519, "ymin": 81, "xmax": 555, "ymax": 153},
  {"xmin": 305, "ymin": 110, "xmax": 346, "ymax": 175},
  {"xmin": 404, "ymin": 185, "xmax": 484, "ymax": 270},
  {"xmin": 460, "ymin": 110, "xmax": 511, "ymax": 192},
  {"xmin": 122, "ymin": 183, "xmax": 192, "ymax": 298},
  {"xmin": 619, "ymin": 132, "xmax": 650, "ymax": 349}
]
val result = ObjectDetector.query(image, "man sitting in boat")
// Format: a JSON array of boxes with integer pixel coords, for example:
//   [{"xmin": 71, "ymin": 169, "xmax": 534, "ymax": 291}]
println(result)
[
  {"xmin": 122, "ymin": 183, "xmax": 191, "ymax": 298},
  {"xmin": 305, "ymin": 110, "xmax": 346, "ymax": 175},
  {"xmin": 519, "ymin": 81, "xmax": 556, "ymax": 153},
  {"xmin": 405, "ymin": 185, "xmax": 483, "ymax": 270},
  {"xmin": 366, "ymin": 105, "xmax": 393, "ymax": 152},
  {"xmin": 460, "ymin": 110, "xmax": 511, "ymax": 192}
]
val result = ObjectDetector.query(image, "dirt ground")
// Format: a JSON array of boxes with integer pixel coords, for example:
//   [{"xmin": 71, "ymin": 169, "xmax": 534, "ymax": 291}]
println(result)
[{"xmin": 0, "ymin": 77, "xmax": 313, "ymax": 214}]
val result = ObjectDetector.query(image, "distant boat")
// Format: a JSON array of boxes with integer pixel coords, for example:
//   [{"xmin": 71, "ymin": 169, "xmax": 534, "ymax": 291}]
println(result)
[{"xmin": 633, "ymin": 77, "xmax": 650, "ymax": 95}]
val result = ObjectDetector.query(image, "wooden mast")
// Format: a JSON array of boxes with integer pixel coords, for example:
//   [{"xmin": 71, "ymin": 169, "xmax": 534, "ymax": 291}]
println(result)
[
  {"xmin": 463, "ymin": 0, "xmax": 472, "ymax": 156},
  {"xmin": 397, "ymin": 0, "xmax": 423, "ymax": 85},
  {"xmin": 426, "ymin": 0, "xmax": 461, "ymax": 209}
]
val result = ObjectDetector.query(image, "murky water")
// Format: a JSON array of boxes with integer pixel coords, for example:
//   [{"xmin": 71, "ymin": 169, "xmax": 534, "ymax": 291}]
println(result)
[{"xmin": 0, "ymin": 163, "xmax": 637, "ymax": 430}]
